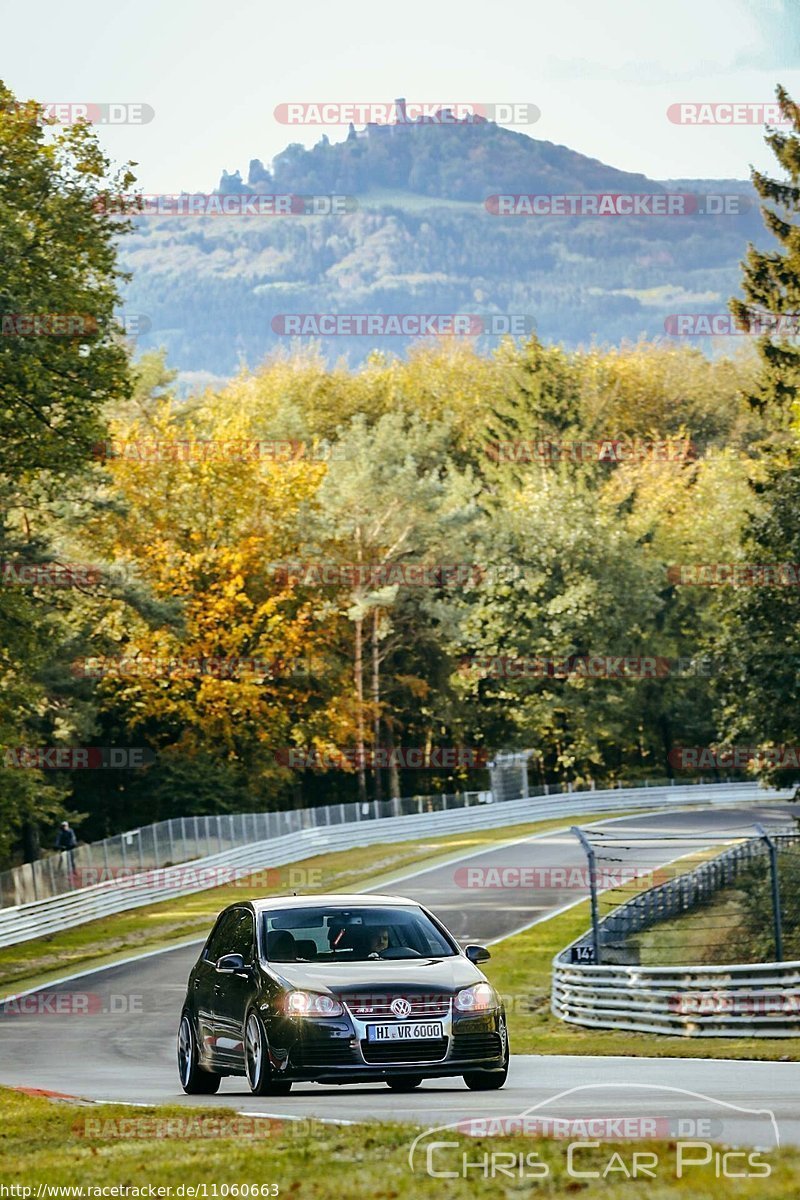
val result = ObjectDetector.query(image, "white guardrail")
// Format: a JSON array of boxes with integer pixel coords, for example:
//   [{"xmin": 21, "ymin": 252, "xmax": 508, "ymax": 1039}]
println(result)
[
  {"xmin": 0, "ymin": 781, "xmax": 790, "ymax": 950},
  {"xmin": 552, "ymin": 816, "xmax": 800, "ymax": 1038},
  {"xmin": 551, "ymin": 957, "xmax": 800, "ymax": 1038}
]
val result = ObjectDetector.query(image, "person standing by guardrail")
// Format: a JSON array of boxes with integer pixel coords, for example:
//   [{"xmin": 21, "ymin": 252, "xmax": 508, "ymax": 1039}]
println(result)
[{"xmin": 55, "ymin": 820, "xmax": 77, "ymax": 875}]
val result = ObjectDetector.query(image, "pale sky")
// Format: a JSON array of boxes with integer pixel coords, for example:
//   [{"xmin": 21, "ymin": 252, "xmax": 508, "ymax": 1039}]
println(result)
[{"xmin": 3, "ymin": 0, "xmax": 799, "ymax": 192}]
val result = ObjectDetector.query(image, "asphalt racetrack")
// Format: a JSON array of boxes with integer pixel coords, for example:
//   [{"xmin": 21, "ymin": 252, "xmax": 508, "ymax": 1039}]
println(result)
[{"xmin": 1, "ymin": 805, "xmax": 798, "ymax": 1145}]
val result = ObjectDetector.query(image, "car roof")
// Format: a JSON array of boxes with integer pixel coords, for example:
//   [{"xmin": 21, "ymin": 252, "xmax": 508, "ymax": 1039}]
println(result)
[{"xmin": 245, "ymin": 893, "xmax": 417, "ymax": 913}]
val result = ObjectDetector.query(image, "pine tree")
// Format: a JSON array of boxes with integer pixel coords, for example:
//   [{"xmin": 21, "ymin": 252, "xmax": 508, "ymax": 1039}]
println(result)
[{"xmin": 730, "ymin": 86, "xmax": 800, "ymax": 414}]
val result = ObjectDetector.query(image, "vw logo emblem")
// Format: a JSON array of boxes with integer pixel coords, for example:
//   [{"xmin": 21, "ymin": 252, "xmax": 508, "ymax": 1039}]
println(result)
[{"xmin": 390, "ymin": 997, "xmax": 411, "ymax": 1018}]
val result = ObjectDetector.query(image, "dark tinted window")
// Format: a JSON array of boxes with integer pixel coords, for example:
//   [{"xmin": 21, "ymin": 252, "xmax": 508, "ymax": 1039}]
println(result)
[
  {"xmin": 204, "ymin": 910, "xmax": 239, "ymax": 962},
  {"xmin": 228, "ymin": 909, "xmax": 255, "ymax": 961},
  {"xmin": 261, "ymin": 905, "xmax": 456, "ymax": 962}
]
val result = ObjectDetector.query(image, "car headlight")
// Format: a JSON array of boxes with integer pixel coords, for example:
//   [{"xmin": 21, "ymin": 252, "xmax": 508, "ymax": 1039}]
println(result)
[
  {"xmin": 454, "ymin": 983, "xmax": 497, "ymax": 1012},
  {"xmin": 285, "ymin": 990, "xmax": 344, "ymax": 1017}
]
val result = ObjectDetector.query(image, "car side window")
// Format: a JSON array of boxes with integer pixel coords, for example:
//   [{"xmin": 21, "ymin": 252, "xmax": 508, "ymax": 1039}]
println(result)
[
  {"xmin": 203, "ymin": 910, "xmax": 238, "ymax": 963},
  {"xmin": 228, "ymin": 909, "xmax": 255, "ymax": 962}
]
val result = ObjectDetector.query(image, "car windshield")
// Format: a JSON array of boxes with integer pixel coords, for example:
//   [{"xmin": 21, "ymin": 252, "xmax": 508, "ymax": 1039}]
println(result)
[{"xmin": 260, "ymin": 905, "xmax": 457, "ymax": 962}]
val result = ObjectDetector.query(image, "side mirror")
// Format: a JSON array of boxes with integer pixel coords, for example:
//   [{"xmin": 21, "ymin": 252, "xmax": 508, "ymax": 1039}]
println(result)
[
  {"xmin": 465, "ymin": 944, "xmax": 491, "ymax": 964},
  {"xmin": 216, "ymin": 953, "xmax": 250, "ymax": 975}
]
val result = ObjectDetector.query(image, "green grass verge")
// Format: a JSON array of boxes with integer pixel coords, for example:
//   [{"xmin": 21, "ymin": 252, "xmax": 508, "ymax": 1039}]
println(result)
[
  {"xmin": 0, "ymin": 811, "xmax": 633, "ymax": 996},
  {"xmin": 619, "ymin": 844, "xmax": 752, "ymax": 967},
  {"xmin": 487, "ymin": 896, "xmax": 799, "ymax": 1061},
  {"xmin": 635, "ymin": 891, "xmax": 747, "ymax": 967},
  {"xmin": 634, "ymin": 861, "xmax": 800, "ymax": 967},
  {"xmin": 2, "ymin": 1087, "xmax": 799, "ymax": 1196}
]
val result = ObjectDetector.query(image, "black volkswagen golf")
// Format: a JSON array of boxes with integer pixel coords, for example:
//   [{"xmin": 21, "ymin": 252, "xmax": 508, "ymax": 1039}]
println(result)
[{"xmin": 178, "ymin": 893, "xmax": 508, "ymax": 1095}]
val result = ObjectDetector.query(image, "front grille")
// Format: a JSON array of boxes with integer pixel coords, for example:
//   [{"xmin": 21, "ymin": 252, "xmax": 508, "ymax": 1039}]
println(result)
[
  {"xmin": 451, "ymin": 1032, "xmax": 503, "ymax": 1060},
  {"xmin": 343, "ymin": 993, "xmax": 451, "ymax": 1019},
  {"xmin": 361, "ymin": 1038, "xmax": 449, "ymax": 1064},
  {"xmin": 290, "ymin": 1041, "xmax": 356, "ymax": 1069}
]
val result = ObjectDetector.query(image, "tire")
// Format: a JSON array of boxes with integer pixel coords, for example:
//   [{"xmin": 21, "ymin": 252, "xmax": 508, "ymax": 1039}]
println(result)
[
  {"xmin": 178, "ymin": 1012, "xmax": 221, "ymax": 1095},
  {"xmin": 463, "ymin": 1016, "xmax": 509, "ymax": 1091},
  {"xmin": 245, "ymin": 1010, "xmax": 293, "ymax": 1096},
  {"xmin": 463, "ymin": 1064, "xmax": 508, "ymax": 1090},
  {"xmin": 386, "ymin": 1075, "xmax": 423, "ymax": 1091}
]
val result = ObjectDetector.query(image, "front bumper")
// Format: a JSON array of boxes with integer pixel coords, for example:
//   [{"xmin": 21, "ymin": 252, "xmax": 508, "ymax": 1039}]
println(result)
[{"xmin": 266, "ymin": 1004, "xmax": 506, "ymax": 1082}]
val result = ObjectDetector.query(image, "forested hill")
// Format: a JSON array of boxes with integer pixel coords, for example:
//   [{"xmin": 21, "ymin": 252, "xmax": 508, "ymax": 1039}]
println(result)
[
  {"xmin": 217, "ymin": 113, "xmax": 662, "ymax": 201},
  {"xmin": 118, "ymin": 113, "xmax": 761, "ymax": 385}
]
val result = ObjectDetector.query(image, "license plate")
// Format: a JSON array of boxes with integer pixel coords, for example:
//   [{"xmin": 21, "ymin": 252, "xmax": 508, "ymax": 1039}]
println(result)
[{"xmin": 367, "ymin": 1021, "xmax": 443, "ymax": 1041}]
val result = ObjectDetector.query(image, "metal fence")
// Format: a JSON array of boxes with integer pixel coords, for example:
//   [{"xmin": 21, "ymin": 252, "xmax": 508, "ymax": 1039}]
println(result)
[
  {"xmin": 552, "ymin": 827, "xmax": 800, "ymax": 1036},
  {"xmin": 487, "ymin": 752, "xmax": 760, "ymax": 804},
  {"xmin": 572, "ymin": 828, "xmax": 797, "ymax": 963},
  {"xmin": 1, "ymin": 792, "xmax": 494, "ymax": 907},
  {"xmin": 1, "ymin": 767, "xmax": 735, "ymax": 908},
  {"xmin": 0, "ymin": 781, "xmax": 786, "ymax": 950}
]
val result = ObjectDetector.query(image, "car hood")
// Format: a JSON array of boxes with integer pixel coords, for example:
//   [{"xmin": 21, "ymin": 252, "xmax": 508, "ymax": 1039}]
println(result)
[{"xmin": 263, "ymin": 956, "xmax": 485, "ymax": 995}]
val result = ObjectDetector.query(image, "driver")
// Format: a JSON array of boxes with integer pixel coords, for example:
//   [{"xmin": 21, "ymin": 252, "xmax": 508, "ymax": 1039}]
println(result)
[{"xmin": 367, "ymin": 926, "xmax": 389, "ymax": 956}]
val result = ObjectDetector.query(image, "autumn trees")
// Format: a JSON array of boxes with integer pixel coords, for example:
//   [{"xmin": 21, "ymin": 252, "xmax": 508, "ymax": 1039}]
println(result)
[
  {"xmin": 1, "ymin": 74, "xmax": 795, "ymax": 864},
  {"xmin": 0, "ymin": 81, "xmax": 135, "ymax": 860},
  {"xmin": 34, "ymin": 334, "xmax": 762, "ymax": 845}
]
